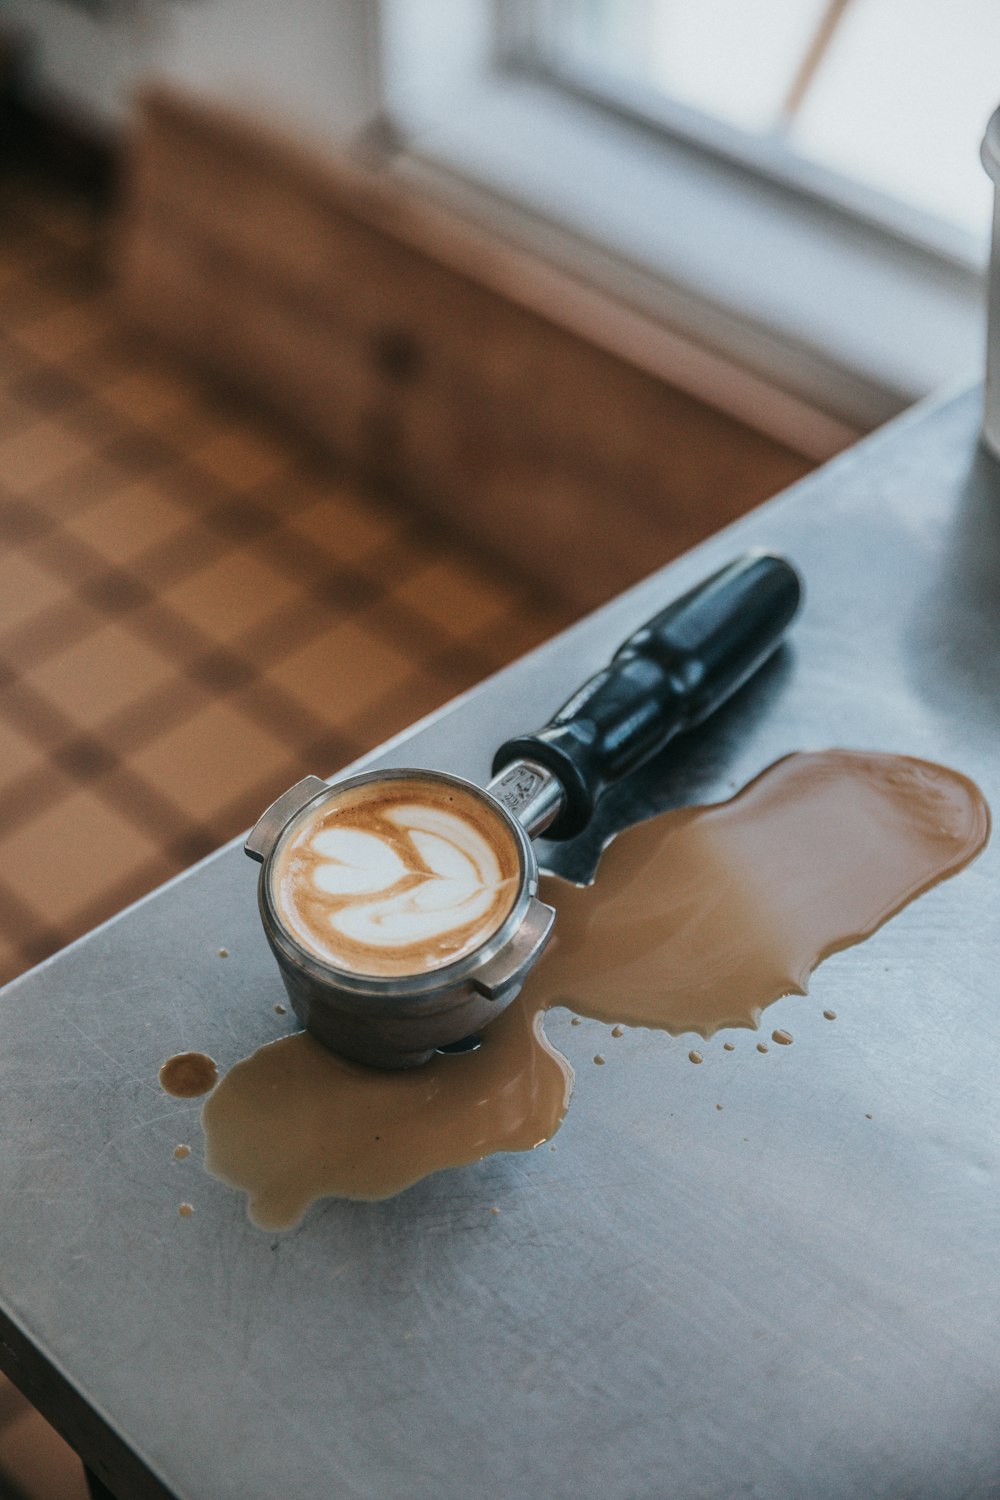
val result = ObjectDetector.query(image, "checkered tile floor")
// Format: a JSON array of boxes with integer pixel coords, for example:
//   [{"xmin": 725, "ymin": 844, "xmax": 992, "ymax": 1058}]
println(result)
[
  {"xmin": 0, "ymin": 166, "xmax": 572, "ymax": 996},
  {"xmin": 0, "ymin": 129, "xmax": 807, "ymax": 1497}
]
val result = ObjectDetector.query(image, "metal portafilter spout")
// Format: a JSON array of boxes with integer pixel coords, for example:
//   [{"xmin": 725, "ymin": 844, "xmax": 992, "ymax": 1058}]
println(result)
[{"xmin": 246, "ymin": 552, "xmax": 802, "ymax": 1068}]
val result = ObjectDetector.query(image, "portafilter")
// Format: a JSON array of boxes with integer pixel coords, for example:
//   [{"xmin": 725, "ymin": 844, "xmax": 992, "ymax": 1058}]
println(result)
[{"xmin": 246, "ymin": 552, "xmax": 802, "ymax": 1068}]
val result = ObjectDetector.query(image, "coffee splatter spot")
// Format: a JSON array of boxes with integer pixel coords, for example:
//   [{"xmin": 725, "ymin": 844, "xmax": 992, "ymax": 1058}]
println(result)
[{"xmin": 159, "ymin": 1052, "xmax": 218, "ymax": 1098}]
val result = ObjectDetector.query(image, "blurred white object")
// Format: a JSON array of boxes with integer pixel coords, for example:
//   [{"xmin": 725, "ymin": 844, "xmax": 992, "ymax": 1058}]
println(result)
[{"xmin": 980, "ymin": 107, "xmax": 1000, "ymax": 458}]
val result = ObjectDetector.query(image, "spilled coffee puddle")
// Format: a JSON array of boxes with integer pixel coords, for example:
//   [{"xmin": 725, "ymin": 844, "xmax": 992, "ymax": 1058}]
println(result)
[
  {"xmin": 164, "ymin": 750, "xmax": 989, "ymax": 1229},
  {"xmin": 532, "ymin": 748, "xmax": 990, "ymax": 1035},
  {"xmin": 201, "ymin": 994, "xmax": 571, "ymax": 1231}
]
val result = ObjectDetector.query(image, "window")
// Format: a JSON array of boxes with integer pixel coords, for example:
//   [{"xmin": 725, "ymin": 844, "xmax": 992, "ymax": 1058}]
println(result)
[
  {"xmin": 503, "ymin": 0, "xmax": 999, "ymax": 252},
  {"xmin": 380, "ymin": 0, "xmax": 989, "ymax": 454}
]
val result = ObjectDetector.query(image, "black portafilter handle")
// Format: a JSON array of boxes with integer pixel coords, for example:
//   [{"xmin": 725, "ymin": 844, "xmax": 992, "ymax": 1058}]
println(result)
[{"xmin": 492, "ymin": 551, "xmax": 802, "ymax": 841}]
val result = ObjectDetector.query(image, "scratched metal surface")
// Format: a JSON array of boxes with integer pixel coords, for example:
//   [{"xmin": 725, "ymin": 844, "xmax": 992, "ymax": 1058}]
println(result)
[{"xmin": 1, "ymin": 388, "xmax": 999, "ymax": 1500}]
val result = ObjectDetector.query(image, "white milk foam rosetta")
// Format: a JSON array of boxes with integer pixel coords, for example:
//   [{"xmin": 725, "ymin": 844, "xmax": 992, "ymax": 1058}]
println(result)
[
  {"xmin": 311, "ymin": 807, "xmax": 502, "ymax": 947},
  {"xmin": 273, "ymin": 778, "xmax": 522, "ymax": 977}
]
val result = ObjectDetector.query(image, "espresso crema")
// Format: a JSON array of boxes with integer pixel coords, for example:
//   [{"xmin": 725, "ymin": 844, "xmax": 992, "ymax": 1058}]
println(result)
[{"xmin": 271, "ymin": 775, "xmax": 522, "ymax": 977}]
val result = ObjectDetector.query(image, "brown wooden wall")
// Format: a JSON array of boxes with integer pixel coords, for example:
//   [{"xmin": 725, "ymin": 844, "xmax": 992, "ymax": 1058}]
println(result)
[{"xmin": 119, "ymin": 87, "xmax": 814, "ymax": 610}]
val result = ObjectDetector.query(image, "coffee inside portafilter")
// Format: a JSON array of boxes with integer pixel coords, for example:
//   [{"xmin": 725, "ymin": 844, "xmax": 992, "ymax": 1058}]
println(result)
[{"xmin": 271, "ymin": 774, "xmax": 523, "ymax": 979}]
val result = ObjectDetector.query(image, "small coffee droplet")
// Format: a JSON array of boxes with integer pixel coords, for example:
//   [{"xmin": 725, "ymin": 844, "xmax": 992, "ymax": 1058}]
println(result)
[
  {"xmin": 772, "ymin": 1029, "xmax": 794, "ymax": 1046},
  {"xmin": 274, "ymin": 1004, "xmax": 287, "ymax": 1015},
  {"xmin": 723, "ymin": 1042, "xmax": 735, "ymax": 1051},
  {"xmin": 178, "ymin": 1203, "xmax": 194, "ymax": 1218},
  {"xmin": 593, "ymin": 1054, "xmax": 606, "ymax": 1066},
  {"xmin": 490, "ymin": 1206, "xmax": 500, "ymax": 1216},
  {"xmin": 217, "ymin": 948, "xmax": 228, "ymax": 958},
  {"xmin": 715, "ymin": 1103, "xmax": 723, "ymax": 1111},
  {"xmin": 756, "ymin": 1042, "xmax": 769, "ymax": 1054},
  {"xmin": 571, "ymin": 1017, "xmax": 581, "ymax": 1026},
  {"xmin": 173, "ymin": 1144, "xmax": 190, "ymax": 1161},
  {"xmin": 159, "ymin": 1052, "xmax": 218, "ymax": 1098},
  {"xmin": 823, "ymin": 1009, "xmax": 837, "ymax": 1020},
  {"xmin": 688, "ymin": 1051, "xmax": 703, "ymax": 1065},
  {"xmin": 865, "ymin": 1113, "xmax": 873, "ymax": 1120},
  {"xmin": 611, "ymin": 1025, "xmax": 624, "ymax": 1038}
]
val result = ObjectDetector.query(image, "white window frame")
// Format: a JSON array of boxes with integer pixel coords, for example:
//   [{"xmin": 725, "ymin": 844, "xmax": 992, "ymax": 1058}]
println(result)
[{"xmin": 378, "ymin": 0, "xmax": 986, "ymax": 456}]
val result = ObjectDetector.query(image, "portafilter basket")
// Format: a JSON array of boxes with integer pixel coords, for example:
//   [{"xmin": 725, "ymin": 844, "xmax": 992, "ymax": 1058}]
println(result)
[{"xmin": 246, "ymin": 552, "xmax": 802, "ymax": 1068}]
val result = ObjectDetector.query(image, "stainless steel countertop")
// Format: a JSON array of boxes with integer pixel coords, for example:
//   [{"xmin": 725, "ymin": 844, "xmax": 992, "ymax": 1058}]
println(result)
[{"xmin": 2, "ymin": 387, "xmax": 999, "ymax": 1500}]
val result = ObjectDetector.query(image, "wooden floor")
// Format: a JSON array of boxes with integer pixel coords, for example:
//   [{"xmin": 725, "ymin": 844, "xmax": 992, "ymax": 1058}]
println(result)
[{"xmin": 0, "ymin": 154, "xmax": 813, "ymax": 1498}]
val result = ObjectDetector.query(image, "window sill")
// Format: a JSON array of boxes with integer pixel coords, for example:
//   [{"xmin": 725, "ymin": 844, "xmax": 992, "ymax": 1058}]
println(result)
[{"xmin": 383, "ymin": 65, "xmax": 986, "ymax": 454}]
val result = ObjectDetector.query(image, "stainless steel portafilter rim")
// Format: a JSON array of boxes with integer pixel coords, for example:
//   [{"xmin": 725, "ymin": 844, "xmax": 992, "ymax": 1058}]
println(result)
[{"xmin": 246, "ymin": 767, "xmax": 556, "ymax": 1068}]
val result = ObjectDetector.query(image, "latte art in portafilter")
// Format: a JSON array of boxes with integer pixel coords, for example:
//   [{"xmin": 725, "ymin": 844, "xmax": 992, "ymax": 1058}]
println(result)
[{"xmin": 272, "ymin": 776, "xmax": 522, "ymax": 977}]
